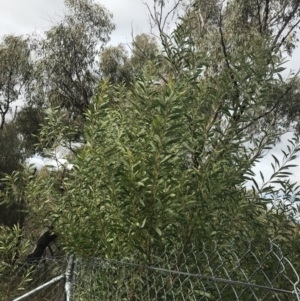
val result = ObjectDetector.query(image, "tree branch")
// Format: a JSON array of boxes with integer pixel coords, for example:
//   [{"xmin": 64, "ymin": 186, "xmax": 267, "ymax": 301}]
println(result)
[
  {"xmin": 277, "ymin": 18, "xmax": 300, "ymax": 50},
  {"xmin": 262, "ymin": 0, "xmax": 270, "ymax": 32},
  {"xmin": 273, "ymin": 4, "xmax": 300, "ymax": 48},
  {"xmin": 237, "ymin": 85, "xmax": 294, "ymax": 134}
]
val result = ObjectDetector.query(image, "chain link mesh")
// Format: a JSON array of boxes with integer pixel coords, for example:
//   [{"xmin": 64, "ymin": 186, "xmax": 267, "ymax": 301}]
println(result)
[
  {"xmin": 4, "ymin": 256, "xmax": 68, "ymax": 301},
  {"xmin": 73, "ymin": 240, "xmax": 300, "ymax": 301},
  {"xmin": 9, "ymin": 240, "xmax": 300, "ymax": 301}
]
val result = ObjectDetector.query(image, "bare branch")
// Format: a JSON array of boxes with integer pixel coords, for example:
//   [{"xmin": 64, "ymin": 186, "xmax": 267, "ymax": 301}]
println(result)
[
  {"xmin": 262, "ymin": 0, "xmax": 270, "ymax": 32},
  {"xmin": 143, "ymin": 0, "xmax": 183, "ymax": 36},
  {"xmin": 256, "ymin": 0, "xmax": 262, "ymax": 32},
  {"xmin": 277, "ymin": 18, "xmax": 300, "ymax": 50},
  {"xmin": 272, "ymin": 3, "xmax": 300, "ymax": 48},
  {"xmin": 237, "ymin": 84, "xmax": 295, "ymax": 134}
]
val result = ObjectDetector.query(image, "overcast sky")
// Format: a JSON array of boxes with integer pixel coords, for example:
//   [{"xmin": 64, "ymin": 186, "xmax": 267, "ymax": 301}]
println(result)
[
  {"xmin": 0, "ymin": 0, "xmax": 153, "ymax": 45},
  {"xmin": 1, "ymin": 0, "xmax": 298, "ymax": 65},
  {"xmin": 1, "ymin": 0, "xmax": 300, "ymax": 194}
]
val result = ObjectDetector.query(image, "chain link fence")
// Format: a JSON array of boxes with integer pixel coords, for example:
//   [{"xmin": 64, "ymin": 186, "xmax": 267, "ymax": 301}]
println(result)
[
  {"xmin": 9, "ymin": 240, "xmax": 300, "ymax": 301},
  {"xmin": 3, "ymin": 256, "xmax": 69, "ymax": 301}
]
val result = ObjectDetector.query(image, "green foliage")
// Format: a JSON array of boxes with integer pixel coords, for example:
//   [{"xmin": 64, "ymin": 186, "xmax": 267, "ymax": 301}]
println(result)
[
  {"xmin": 18, "ymin": 23, "xmax": 300, "ymax": 262},
  {"xmin": 0, "ymin": 122, "xmax": 29, "ymax": 228},
  {"xmin": 29, "ymin": 0, "xmax": 115, "ymax": 118},
  {"xmin": 100, "ymin": 44, "xmax": 133, "ymax": 85},
  {"xmin": 179, "ymin": 0, "xmax": 300, "ymax": 134},
  {"xmin": 0, "ymin": 224, "xmax": 32, "ymax": 301},
  {"xmin": 0, "ymin": 35, "xmax": 31, "ymax": 129},
  {"xmin": 183, "ymin": 0, "xmax": 300, "ymax": 54},
  {"xmin": 131, "ymin": 34, "xmax": 160, "ymax": 71},
  {"xmin": 100, "ymin": 34, "xmax": 160, "ymax": 86},
  {"xmin": 14, "ymin": 106, "xmax": 46, "ymax": 156},
  {"xmin": 0, "ymin": 122, "xmax": 23, "ymax": 179}
]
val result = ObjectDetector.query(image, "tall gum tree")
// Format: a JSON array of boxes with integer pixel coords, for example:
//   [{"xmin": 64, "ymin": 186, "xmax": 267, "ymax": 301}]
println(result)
[
  {"xmin": 0, "ymin": 35, "xmax": 31, "ymax": 130},
  {"xmin": 99, "ymin": 34, "xmax": 160, "ymax": 86},
  {"xmin": 178, "ymin": 0, "xmax": 300, "ymax": 134},
  {"xmin": 0, "ymin": 36, "xmax": 31, "ymax": 228},
  {"xmin": 30, "ymin": 0, "xmax": 115, "ymax": 118}
]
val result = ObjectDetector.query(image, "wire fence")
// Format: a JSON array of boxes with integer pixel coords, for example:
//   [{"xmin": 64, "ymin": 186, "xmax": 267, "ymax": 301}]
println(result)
[
  {"xmin": 1, "ymin": 255, "xmax": 69, "ymax": 301},
  {"xmin": 7, "ymin": 239, "xmax": 300, "ymax": 301}
]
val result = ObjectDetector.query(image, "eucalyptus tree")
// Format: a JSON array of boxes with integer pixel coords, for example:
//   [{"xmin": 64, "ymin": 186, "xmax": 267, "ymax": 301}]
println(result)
[
  {"xmin": 14, "ymin": 106, "xmax": 46, "ymax": 156},
  {"xmin": 181, "ymin": 0, "xmax": 300, "ymax": 54},
  {"xmin": 0, "ymin": 1, "xmax": 115, "ymax": 296},
  {"xmin": 99, "ymin": 34, "xmax": 160, "ymax": 85},
  {"xmin": 178, "ymin": 0, "xmax": 300, "ymax": 134},
  {"xmin": 100, "ymin": 44, "xmax": 133, "ymax": 85},
  {"xmin": 131, "ymin": 33, "xmax": 160, "ymax": 70},
  {"xmin": 0, "ymin": 121, "xmax": 27, "ymax": 231},
  {"xmin": 30, "ymin": 0, "xmax": 115, "ymax": 118},
  {"xmin": 0, "ymin": 36, "xmax": 32, "ymax": 228},
  {"xmin": 0, "ymin": 35, "xmax": 31, "ymax": 129}
]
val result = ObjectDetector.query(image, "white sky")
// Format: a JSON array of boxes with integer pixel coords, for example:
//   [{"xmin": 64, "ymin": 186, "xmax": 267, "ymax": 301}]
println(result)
[
  {"xmin": 1, "ymin": 0, "xmax": 300, "ymax": 194},
  {"xmin": 0, "ymin": 0, "xmax": 152, "ymax": 44}
]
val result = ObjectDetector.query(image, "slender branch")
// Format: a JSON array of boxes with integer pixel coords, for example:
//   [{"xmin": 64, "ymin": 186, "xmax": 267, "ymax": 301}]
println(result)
[
  {"xmin": 12, "ymin": 106, "xmax": 18, "ymax": 122},
  {"xmin": 218, "ymin": 1, "xmax": 235, "ymax": 78},
  {"xmin": 157, "ymin": 72, "xmax": 168, "ymax": 84},
  {"xmin": 159, "ymin": 1, "xmax": 163, "ymax": 28},
  {"xmin": 144, "ymin": 0, "xmax": 183, "ymax": 36},
  {"xmin": 237, "ymin": 85, "xmax": 294, "ymax": 134},
  {"xmin": 218, "ymin": 4, "xmax": 242, "ymax": 122},
  {"xmin": 256, "ymin": 0, "xmax": 262, "ymax": 32},
  {"xmin": 161, "ymin": 0, "xmax": 182, "ymax": 32},
  {"xmin": 277, "ymin": 18, "xmax": 300, "ymax": 50},
  {"xmin": 219, "ymin": 17, "xmax": 231, "ymax": 72},
  {"xmin": 273, "ymin": 4, "xmax": 300, "ymax": 48},
  {"xmin": 144, "ymin": 1, "xmax": 163, "ymax": 34},
  {"xmin": 262, "ymin": 0, "xmax": 270, "ymax": 32}
]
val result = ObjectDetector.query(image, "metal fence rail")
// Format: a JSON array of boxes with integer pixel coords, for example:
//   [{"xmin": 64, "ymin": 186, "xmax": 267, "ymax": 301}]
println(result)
[
  {"xmin": 8, "ymin": 239, "xmax": 300, "ymax": 301},
  {"xmin": 7, "ymin": 255, "xmax": 69, "ymax": 301}
]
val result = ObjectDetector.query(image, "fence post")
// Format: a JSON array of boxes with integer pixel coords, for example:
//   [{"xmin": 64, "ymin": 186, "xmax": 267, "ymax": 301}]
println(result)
[
  {"xmin": 64, "ymin": 254, "xmax": 76, "ymax": 301},
  {"xmin": 12, "ymin": 274, "xmax": 65, "ymax": 301}
]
